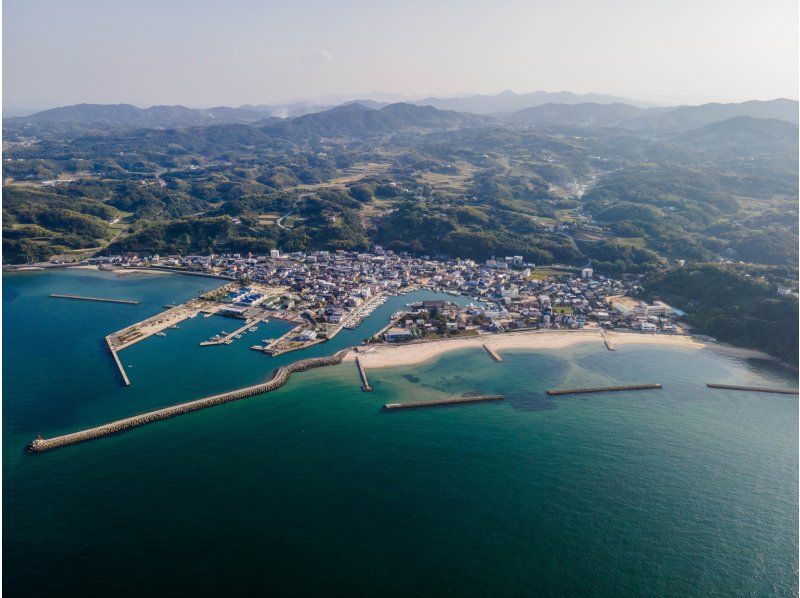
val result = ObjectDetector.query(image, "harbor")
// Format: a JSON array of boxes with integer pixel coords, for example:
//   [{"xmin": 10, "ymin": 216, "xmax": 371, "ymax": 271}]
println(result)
[{"xmin": 200, "ymin": 310, "xmax": 272, "ymax": 346}]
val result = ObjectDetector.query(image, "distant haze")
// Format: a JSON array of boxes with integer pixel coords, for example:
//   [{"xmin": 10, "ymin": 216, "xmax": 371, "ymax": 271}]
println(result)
[{"xmin": 3, "ymin": 0, "xmax": 798, "ymax": 112}]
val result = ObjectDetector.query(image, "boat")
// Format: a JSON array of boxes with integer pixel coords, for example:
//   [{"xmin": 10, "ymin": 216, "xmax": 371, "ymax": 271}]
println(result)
[
  {"xmin": 250, "ymin": 345, "xmax": 264, "ymax": 351},
  {"xmin": 203, "ymin": 313, "xmax": 213, "ymax": 318},
  {"xmin": 169, "ymin": 325, "xmax": 179, "ymax": 329},
  {"xmin": 248, "ymin": 326, "xmax": 258, "ymax": 332},
  {"xmin": 156, "ymin": 332, "xmax": 167, "ymax": 337},
  {"xmin": 234, "ymin": 334, "xmax": 243, "ymax": 339}
]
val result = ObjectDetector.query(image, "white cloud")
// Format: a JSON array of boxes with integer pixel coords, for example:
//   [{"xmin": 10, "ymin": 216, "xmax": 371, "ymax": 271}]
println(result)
[{"xmin": 303, "ymin": 49, "xmax": 334, "ymax": 64}]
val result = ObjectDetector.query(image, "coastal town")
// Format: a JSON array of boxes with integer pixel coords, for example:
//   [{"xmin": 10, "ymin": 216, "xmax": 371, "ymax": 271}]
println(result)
[{"xmin": 78, "ymin": 247, "xmax": 682, "ymax": 362}]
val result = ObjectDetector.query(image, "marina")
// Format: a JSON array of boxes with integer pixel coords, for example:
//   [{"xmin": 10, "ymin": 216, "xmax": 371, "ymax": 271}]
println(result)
[{"xmin": 200, "ymin": 311, "xmax": 272, "ymax": 346}]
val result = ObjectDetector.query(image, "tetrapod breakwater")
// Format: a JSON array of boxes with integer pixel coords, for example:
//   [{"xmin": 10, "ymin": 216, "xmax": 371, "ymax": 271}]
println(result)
[{"xmin": 27, "ymin": 350, "xmax": 349, "ymax": 453}]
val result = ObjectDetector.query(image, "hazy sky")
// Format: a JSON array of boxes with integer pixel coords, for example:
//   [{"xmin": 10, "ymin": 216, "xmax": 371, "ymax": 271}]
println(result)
[{"xmin": 3, "ymin": 0, "xmax": 798, "ymax": 110}]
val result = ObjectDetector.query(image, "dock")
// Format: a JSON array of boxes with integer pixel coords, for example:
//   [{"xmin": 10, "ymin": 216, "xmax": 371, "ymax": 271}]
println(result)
[
  {"xmin": 706, "ymin": 384, "xmax": 799, "ymax": 395},
  {"xmin": 355, "ymin": 357, "xmax": 372, "ymax": 391},
  {"xmin": 50, "ymin": 294, "xmax": 139, "ymax": 305},
  {"xmin": 27, "ymin": 350, "xmax": 349, "ymax": 453},
  {"xmin": 482, "ymin": 343, "xmax": 503, "ymax": 362},
  {"xmin": 200, "ymin": 310, "xmax": 271, "ymax": 346},
  {"xmin": 547, "ymin": 384, "xmax": 661, "ymax": 396},
  {"xmin": 106, "ymin": 339, "xmax": 130, "ymax": 386},
  {"xmin": 383, "ymin": 394, "xmax": 504, "ymax": 410}
]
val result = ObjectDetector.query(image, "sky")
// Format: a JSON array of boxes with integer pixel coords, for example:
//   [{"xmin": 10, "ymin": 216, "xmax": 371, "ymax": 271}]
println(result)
[{"xmin": 3, "ymin": 0, "xmax": 798, "ymax": 112}]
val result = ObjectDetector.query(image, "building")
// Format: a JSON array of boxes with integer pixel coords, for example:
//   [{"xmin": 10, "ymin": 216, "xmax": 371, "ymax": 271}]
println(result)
[
  {"xmin": 218, "ymin": 306, "xmax": 248, "ymax": 318},
  {"xmin": 612, "ymin": 298, "xmax": 675, "ymax": 318},
  {"xmin": 385, "ymin": 328, "xmax": 414, "ymax": 342},
  {"xmin": 581, "ymin": 267, "xmax": 593, "ymax": 279}
]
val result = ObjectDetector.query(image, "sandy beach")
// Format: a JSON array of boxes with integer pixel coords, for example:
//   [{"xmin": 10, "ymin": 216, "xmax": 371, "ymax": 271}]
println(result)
[{"xmin": 346, "ymin": 329, "xmax": 775, "ymax": 369}]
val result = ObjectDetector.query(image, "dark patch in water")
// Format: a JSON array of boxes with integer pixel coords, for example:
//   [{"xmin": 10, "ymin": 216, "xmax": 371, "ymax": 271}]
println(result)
[{"xmin": 401, "ymin": 374, "xmax": 420, "ymax": 384}]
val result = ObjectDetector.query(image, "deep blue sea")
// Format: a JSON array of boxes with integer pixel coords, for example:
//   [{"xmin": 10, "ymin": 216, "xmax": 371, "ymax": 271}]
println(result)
[{"xmin": 4, "ymin": 269, "xmax": 798, "ymax": 596}]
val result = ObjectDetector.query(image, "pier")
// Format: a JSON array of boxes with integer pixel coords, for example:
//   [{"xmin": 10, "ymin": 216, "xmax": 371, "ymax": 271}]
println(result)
[
  {"xmin": 482, "ymin": 343, "xmax": 503, "ymax": 362},
  {"xmin": 383, "ymin": 395, "xmax": 504, "ymax": 410},
  {"xmin": 706, "ymin": 383, "xmax": 799, "ymax": 395},
  {"xmin": 355, "ymin": 357, "xmax": 372, "ymax": 391},
  {"xmin": 547, "ymin": 384, "xmax": 662, "ymax": 396},
  {"xmin": 50, "ymin": 294, "xmax": 139, "ymax": 305},
  {"xmin": 200, "ymin": 310, "xmax": 271, "ymax": 346},
  {"xmin": 106, "ymin": 339, "xmax": 130, "ymax": 386},
  {"xmin": 27, "ymin": 350, "xmax": 350, "ymax": 453}
]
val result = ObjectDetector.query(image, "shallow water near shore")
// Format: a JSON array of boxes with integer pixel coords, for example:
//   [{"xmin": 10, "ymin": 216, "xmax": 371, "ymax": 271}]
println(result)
[{"xmin": 4, "ymin": 270, "xmax": 798, "ymax": 596}]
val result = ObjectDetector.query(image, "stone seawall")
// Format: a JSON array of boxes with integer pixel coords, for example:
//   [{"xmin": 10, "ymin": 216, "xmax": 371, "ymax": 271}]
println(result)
[{"xmin": 27, "ymin": 350, "xmax": 349, "ymax": 453}]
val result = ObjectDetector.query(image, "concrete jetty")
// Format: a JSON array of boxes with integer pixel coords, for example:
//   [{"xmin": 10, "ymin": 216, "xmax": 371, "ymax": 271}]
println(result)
[
  {"xmin": 547, "ymin": 384, "xmax": 662, "ymax": 396},
  {"xmin": 706, "ymin": 383, "xmax": 799, "ymax": 395},
  {"xmin": 51, "ymin": 294, "xmax": 139, "ymax": 305},
  {"xmin": 106, "ymin": 339, "xmax": 130, "ymax": 386},
  {"xmin": 27, "ymin": 350, "xmax": 349, "ymax": 453},
  {"xmin": 600, "ymin": 330, "xmax": 616, "ymax": 351},
  {"xmin": 482, "ymin": 343, "xmax": 503, "ymax": 362},
  {"xmin": 384, "ymin": 395, "xmax": 504, "ymax": 410},
  {"xmin": 355, "ymin": 357, "xmax": 372, "ymax": 391}
]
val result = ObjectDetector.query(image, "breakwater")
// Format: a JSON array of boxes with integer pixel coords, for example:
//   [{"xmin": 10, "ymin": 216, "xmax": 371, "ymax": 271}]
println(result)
[
  {"xmin": 547, "ymin": 384, "xmax": 662, "ymax": 396},
  {"xmin": 50, "ymin": 294, "xmax": 139, "ymax": 305},
  {"xmin": 706, "ymin": 383, "xmax": 799, "ymax": 395},
  {"xmin": 482, "ymin": 344, "xmax": 503, "ymax": 362},
  {"xmin": 384, "ymin": 395, "xmax": 504, "ymax": 410},
  {"xmin": 355, "ymin": 357, "xmax": 372, "ymax": 391},
  {"xmin": 27, "ymin": 350, "xmax": 349, "ymax": 453},
  {"xmin": 106, "ymin": 339, "xmax": 130, "ymax": 386}
]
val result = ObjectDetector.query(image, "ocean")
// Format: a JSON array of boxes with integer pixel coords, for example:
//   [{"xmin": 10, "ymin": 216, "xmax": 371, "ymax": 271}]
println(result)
[{"xmin": 3, "ymin": 269, "xmax": 798, "ymax": 596}]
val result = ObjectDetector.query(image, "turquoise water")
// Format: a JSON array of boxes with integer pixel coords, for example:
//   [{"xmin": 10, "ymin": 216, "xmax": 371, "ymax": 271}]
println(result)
[{"xmin": 4, "ymin": 270, "xmax": 798, "ymax": 596}]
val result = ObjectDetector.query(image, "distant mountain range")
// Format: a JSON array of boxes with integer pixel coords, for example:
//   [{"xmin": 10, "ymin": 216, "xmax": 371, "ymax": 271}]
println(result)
[
  {"xmin": 258, "ymin": 103, "xmax": 484, "ymax": 140},
  {"xmin": 673, "ymin": 116, "xmax": 799, "ymax": 152},
  {"xmin": 5, "ymin": 94, "xmax": 798, "ymax": 142},
  {"xmin": 502, "ymin": 98, "xmax": 798, "ymax": 131},
  {"xmin": 6, "ymin": 103, "xmax": 268, "ymax": 128},
  {"xmin": 412, "ymin": 89, "xmax": 657, "ymax": 113}
]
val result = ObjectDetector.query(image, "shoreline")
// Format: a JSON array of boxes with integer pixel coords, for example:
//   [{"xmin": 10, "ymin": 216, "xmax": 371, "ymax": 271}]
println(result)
[{"xmin": 345, "ymin": 329, "xmax": 778, "ymax": 369}]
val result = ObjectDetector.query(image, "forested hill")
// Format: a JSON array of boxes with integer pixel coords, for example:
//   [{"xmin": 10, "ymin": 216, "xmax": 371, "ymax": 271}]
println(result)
[
  {"xmin": 3, "ymin": 96, "xmax": 797, "ymax": 270},
  {"xmin": 642, "ymin": 264, "xmax": 798, "ymax": 364}
]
